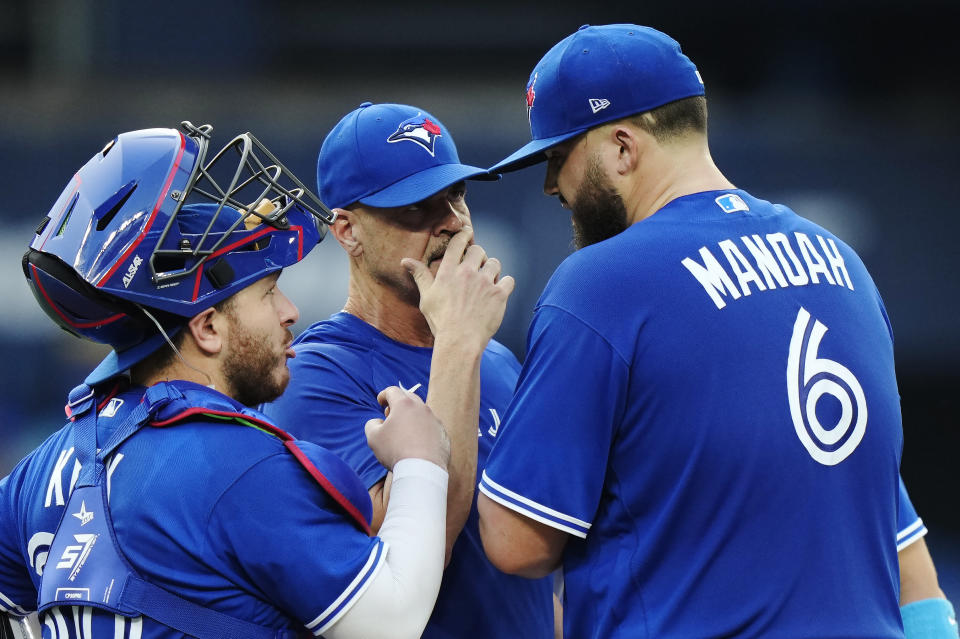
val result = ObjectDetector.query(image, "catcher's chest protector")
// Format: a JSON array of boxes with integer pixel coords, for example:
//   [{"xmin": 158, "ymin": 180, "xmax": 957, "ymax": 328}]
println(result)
[{"xmin": 37, "ymin": 383, "xmax": 302, "ymax": 639}]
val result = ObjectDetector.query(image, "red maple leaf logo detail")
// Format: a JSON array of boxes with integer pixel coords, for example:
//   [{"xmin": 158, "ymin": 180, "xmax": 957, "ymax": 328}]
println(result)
[
  {"xmin": 525, "ymin": 72, "xmax": 538, "ymax": 109},
  {"xmin": 422, "ymin": 118, "xmax": 442, "ymax": 136}
]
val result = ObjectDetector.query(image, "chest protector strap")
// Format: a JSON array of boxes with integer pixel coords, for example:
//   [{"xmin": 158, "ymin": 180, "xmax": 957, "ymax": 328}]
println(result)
[{"xmin": 38, "ymin": 383, "xmax": 298, "ymax": 639}]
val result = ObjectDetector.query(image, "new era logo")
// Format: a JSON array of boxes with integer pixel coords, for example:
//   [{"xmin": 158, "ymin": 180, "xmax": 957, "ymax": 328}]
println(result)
[{"xmin": 589, "ymin": 98, "xmax": 611, "ymax": 114}]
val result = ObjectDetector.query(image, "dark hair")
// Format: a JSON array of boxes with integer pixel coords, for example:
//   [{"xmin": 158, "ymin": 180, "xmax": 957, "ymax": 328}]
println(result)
[{"xmin": 629, "ymin": 96, "xmax": 707, "ymax": 143}]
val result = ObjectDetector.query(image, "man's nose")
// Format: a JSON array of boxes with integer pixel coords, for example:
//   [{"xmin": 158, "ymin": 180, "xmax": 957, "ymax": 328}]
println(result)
[
  {"xmin": 434, "ymin": 203, "xmax": 466, "ymax": 235},
  {"xmin": 543, "ymin": 165, "xmax": 560, "ymax": 197},
  {"xmin": 276, "ymin": 287, "xmax": 299, "ymax": 326}
]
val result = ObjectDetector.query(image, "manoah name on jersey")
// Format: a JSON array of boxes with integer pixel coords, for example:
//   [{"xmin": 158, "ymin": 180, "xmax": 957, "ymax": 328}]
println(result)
[{"xmin": 682, "ymin": 231, "xmax": 854, "ymax": 310}]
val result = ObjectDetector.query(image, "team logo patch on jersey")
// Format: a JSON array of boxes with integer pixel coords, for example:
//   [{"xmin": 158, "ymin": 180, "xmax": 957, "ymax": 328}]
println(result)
[
  {"xmin": 589, "ymin": 98, "xmax": 611, "ymax": 114},
  {"xmin": 715, "ymin": 193, "xmax": 749, "ymax": 214},
  {"xmin": 99, "ymin": 397, "xmax": 124, "ymax": 418},
  {"xmin": 387, "ymin": 115, "xmax": 443, "ymax": 156}
]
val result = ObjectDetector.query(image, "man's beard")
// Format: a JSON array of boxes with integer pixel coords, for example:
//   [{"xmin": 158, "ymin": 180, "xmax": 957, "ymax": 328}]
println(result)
[
  {"xmin": 570, "ymin": 155, "xmax": 629, "ymax": 250},
  {"xmin": 221, "ymin": 313, "xmax": 293, "ymax": 407}
]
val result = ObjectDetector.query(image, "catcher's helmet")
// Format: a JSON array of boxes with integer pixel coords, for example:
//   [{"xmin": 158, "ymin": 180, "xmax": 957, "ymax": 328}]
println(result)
[{"xmin": 24, "ymin": 121, "xmax": 335, "ymax": 385}]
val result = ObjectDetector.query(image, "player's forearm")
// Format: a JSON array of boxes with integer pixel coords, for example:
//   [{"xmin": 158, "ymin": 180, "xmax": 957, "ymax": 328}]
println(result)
[
  {"xmin": 900, "ymin": 537, "xmax": 947, "ymax": 605},
  {"xmin": 367, "ymin": 473, "xmax": 392, "ymax": 535},
  {"xmin": 478, "ymin": 493, "xmax": 567, "ymax": 578},
  {"xmin": 426, "ymin": 334, "xmax": 483, "ymax": 561},
  {"xmin": 898, "ymin": 538, "xmax": 958, "ymax": 638},
  {"xmin": 324, "ymin": 459, "xmax": 448, "ymax": 639}
]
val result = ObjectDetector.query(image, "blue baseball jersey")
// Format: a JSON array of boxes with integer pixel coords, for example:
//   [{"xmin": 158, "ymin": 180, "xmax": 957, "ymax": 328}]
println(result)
[
  {"xmin": 480, "ymin": 190, "xmax": 905, "ymax": 638},
  {"xmin": 0, "ymin": 380, "xmax": 384, "ymax": 638},
  {"xmin": 897, "ymin": 476, "xmax": 927, "ymax": 551},
  {"xmin": 264, "ymin": 312, "xmax": 554, "ymax": 639}
]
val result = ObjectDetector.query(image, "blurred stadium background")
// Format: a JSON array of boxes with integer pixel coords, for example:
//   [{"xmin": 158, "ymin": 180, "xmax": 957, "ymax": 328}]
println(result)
[{"xmin": 1, "ymin": 0, "xmax": 957, "ymax": 599}]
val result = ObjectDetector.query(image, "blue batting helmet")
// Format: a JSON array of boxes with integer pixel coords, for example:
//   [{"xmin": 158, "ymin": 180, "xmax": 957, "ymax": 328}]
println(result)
[{"xmin": 23, "ymin": 121, "xmax": 335, "ymax": 385}]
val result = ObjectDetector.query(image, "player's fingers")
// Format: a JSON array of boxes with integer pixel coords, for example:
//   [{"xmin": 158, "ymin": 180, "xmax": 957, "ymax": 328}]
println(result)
[
  {"xmin": 496, "ymin": 274, "xmax": 516, "ymax": 297},
  {"xmin": 480, "ymin": 256, "xmax": 502, "ymax": 280},
  {"xmin": 376, "ymin": 385, "xmax": 405, "ymax": 416},
  {"xmin": 364, "ymin": 417, "xmax": 384, "ymax": 442},
  {"xmin": 461, "ymin": 243, "xmax": 488, "ymax": 270},
  {"xmin": 376, "ymin": 384, "xmax": 422, "ymax": 414},
  {"xmin": 401, "ymin": 258, "xmax": 434, "ymax": 293},
  {"xmin": 376, "ymin": 385, "xmax": 402, "ymax": 406},
  {"xmin": 436, "ymin": 227, "xmax": 474, "ymax": 275}
]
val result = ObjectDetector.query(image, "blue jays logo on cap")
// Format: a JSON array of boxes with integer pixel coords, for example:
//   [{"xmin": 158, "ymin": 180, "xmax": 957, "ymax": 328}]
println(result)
[
  {"xmin": 387, "ymin": 114, "xmax": 444, "ymax": 156},
  {"xmin": 526, "ymin": 73, "xmax": 538, "ymax": 125}
]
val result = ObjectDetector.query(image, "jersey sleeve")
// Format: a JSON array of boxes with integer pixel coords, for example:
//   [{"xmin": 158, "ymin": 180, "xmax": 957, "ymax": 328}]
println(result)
[
  {"xmin": 876, "ymin": 294, "xmax": 924, "ymax": 551},
  {"xmin": 264, "ymin": 344, "xmax": 388, "ymax": 489},
  {"xmin": 483, "ymin": 339, "xmax": 523, "ymax": 378},
  {"xmin": 206, "ymin": 452, "xmax": 386, "ymax": 636},
  {"xmin": 0, "ymin": 470, "xmax": 39, "ymax": 616},
  {"xmin": 897, "ymin": 475, "xmax": 927, "ymax": 551},
  {"xmin": 480, "ymin": 305, "xmax": 629, "ymax": 537}
]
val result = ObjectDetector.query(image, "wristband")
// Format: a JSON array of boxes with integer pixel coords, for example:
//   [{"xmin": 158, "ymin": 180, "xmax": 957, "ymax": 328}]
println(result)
[{"xmin": 901, "ymin": 598, "xmax": 959, "ymax": 638}]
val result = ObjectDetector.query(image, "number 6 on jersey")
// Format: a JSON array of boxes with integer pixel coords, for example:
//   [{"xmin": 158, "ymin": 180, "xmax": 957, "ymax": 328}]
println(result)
[{"xmin": 787, "ymin": 307, "xmax": 868, "ymax": 466}]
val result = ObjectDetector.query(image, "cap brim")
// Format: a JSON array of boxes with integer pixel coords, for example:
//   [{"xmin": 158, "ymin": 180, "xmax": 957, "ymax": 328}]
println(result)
[
  {"xmin": 84, "ymin": 329, "xmax": 179, "ymax": 386},
  {"xmin": 489, "ymin": 129, "xmax": 586, "ymax": 173},
  {"xmin": 358, "ymin": 163, "xmax": 498, "ymax": 209}
]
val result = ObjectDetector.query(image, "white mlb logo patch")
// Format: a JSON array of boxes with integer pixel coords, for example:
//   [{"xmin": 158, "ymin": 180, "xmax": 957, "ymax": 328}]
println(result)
[
  {"xmin": 715, "ymin": 193, "xmax": 749, "ymax": 214},
  {"xmin": 99, "ymin": 397, "xmax": 124, "ymax": 418}
]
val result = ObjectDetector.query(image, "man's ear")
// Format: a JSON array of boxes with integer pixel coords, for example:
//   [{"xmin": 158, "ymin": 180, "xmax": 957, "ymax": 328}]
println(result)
[
  {"xmin": 610, "ymin": 124, "xmax": 644, "ymax": 176},
  {"xmin": 330, "ymin": 208, "xmax": 363, "ymax": 257},
  {"xmin": 186, "ymin": 307, "xmax": 223, "ymax": 357}
]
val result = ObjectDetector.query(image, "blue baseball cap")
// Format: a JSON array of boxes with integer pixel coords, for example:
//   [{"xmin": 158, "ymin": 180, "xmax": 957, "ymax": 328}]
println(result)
[
  {"xmin": 490, "ymin": 24, "xmax": 705, "ymax": 173},
  {"xmin": 317, "ymin": 102, "xmax": 497, "ymax": 210}
]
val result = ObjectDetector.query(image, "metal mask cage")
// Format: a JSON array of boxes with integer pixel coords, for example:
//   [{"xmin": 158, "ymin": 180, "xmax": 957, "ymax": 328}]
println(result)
[{"xmin": 150, "ymin": 121, "xmax": 336, "ymax": 286}]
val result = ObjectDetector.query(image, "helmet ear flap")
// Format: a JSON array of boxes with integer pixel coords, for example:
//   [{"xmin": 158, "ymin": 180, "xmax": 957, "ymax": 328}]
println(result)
[{"xmin": 22, "ymin": 248, "xmax": 154, "ymax": 349}]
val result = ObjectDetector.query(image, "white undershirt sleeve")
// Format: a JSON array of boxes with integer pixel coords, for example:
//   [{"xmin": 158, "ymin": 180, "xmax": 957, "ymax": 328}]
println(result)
[{"xmin": 322, "ymin": 458, "xmax": 448, "ymax": 639}]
